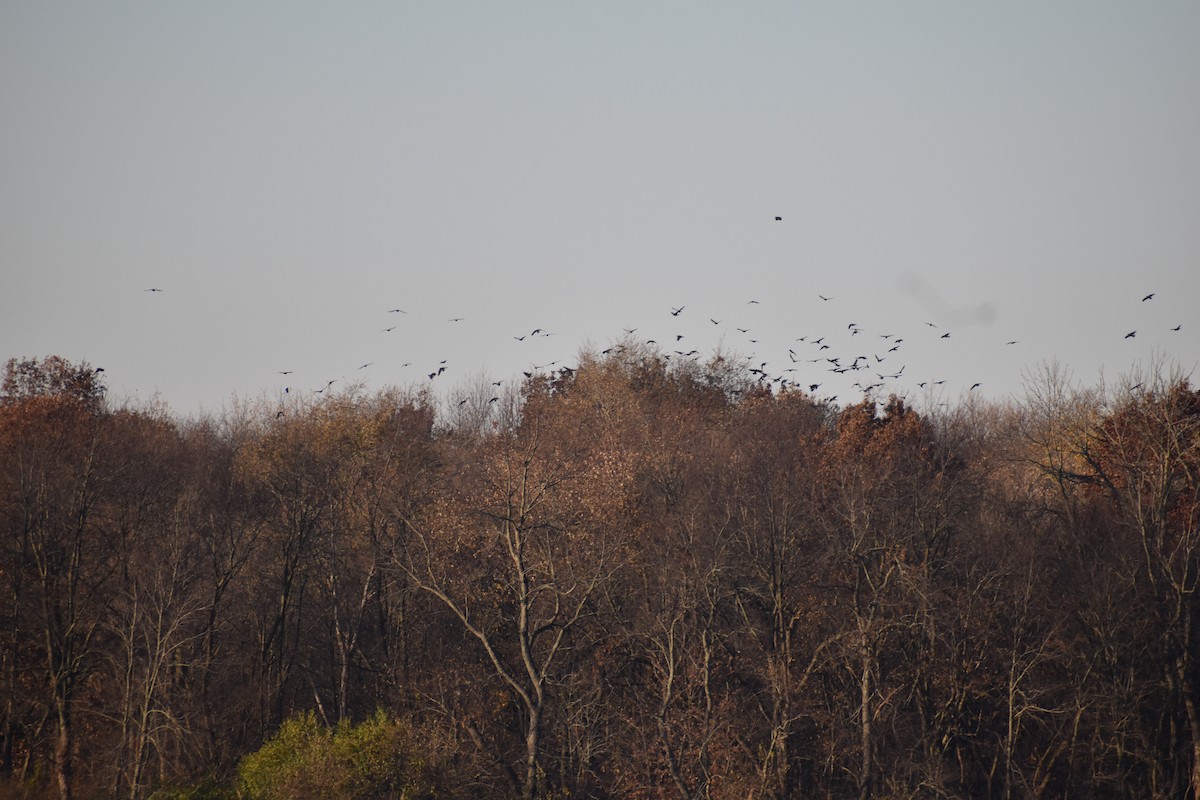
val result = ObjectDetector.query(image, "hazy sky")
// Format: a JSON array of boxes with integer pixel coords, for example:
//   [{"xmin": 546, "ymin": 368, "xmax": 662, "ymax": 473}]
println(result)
[{"xmin": 3, "ymin": 2, "xmax": 1198, "ymax": 417}]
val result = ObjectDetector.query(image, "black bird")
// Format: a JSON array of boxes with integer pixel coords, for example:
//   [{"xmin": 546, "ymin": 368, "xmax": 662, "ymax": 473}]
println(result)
[
  {"xmin": 489, "ymin": 397, "xmax": 499, "ymax": 404},
  {"xmin": 676, "ymin": 334, "xmax": 684, "ymax": 341},
  {"xmin": 737, "ymin": 327, "xmax": 750, "ymax": 333},
  {"xmin": 514, "ymin": 335, "xmax": 526, "ymax": 341},
  {"xmin": 449, "ymin": 317, "xmax": 465, "ymax": 322},
  {"xmin": 388, "ymin": 308, "xmax": 407, "ymax": 313},
  {"xmin": 940, "ymin": 333, "xmax": 950, "ymax": 339},
  {"xmin": 278, "ymin": 370, "xmax": 293, "ymax": 375},
  {"xmin": 359, "ymin": 363, "xmax": 371, "ymax": 369},
  {"xmin": 1006, "ymin": 340, "xmax": 1019, "ymax": 345},
  {"xmin": 671, "ymin": 306, "xmax": 685, "ymax": 316},
  {"xmin": 711, "ymin": 318, "xmax": 721, "ymax": 325},
  {"xmin": 1142, "ymin": 293, "xmax": 1155, "ymax": 302},
  {"xmin": 1172, "ymin": 325, "xmax": 1182, "ymax": 331},
  {"xmin": 818, "ymin": 295, "xmax": 831, "ymax": 301},
  {"xmin": 144, "ymin": 288, "xmax": 163, "ymax": 292},
  {"xmin": 384, "ymin": 326, "xmax": 397, "ymax": 332},
  {"xmin": 93, "ymin": 367, "xmax": 104, "ymax": 374},
  {"xmin": 774, "ymin": 216, "xmax": 782, "ymax": 221},
  {"xmin": 1125, "ymin": 331, "xmax": 1136, "ymax": 339},
  {"xmin": 747, "ymin": 300, "xmax": 760, "ymax": 304},
  {"xmin": 970, "ymin": 383, "xmax": 981, "ymax": 390},
  {"xmin": 276, "ymin": 411, "xmax": 285, "ymax": 419}
]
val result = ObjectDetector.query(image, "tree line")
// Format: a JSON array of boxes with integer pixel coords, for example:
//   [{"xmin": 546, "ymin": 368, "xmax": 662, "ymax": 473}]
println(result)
[{"xmin": 1, "ymin": 350, "xmax": 1198, "ymax": 799}]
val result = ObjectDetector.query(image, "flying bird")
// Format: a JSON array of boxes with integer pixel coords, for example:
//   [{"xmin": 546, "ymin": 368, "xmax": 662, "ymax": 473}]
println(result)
[
  {"xmin": 144, "ymin": 288, "xmax": 163, "ymax": 292},
  {"xmin": 449, "ymin": 317, "xmax": 465, "ymax": 322},
  {"xmin": 970, "ymin": 383, "xmax": 981, "ymax": 391},
  {"xmin": 671, "ymin": 306, "xmax": 685, "ymax": 316},
  {"xmin": 1142, "ymin": 293, "xmax": 1155, "ymax": 302},
  {"xmin": 774, "ymin": 216, "xmax": 782, "ymax": 221},
  {"xmin": 278, "ymin": 371, "xmax": 293, "ymax": 375},
  {"xmin": 818, "ymin": 295, "xmax": 831, "ymax": 301},
  {"xmin": 940, "ymin": 333, "xmax": 951, "ymax": 339},
  {"xmin": 1125, "ymin": 331, "xmax": 1136, "ymax": 338},
  {"xmin": 1171, "ymin": 325, "xmax": 1182, "ymax": 331},
  {"xmin": 388, "ymin": 308, "xmax": 407, "ymax": 313}
]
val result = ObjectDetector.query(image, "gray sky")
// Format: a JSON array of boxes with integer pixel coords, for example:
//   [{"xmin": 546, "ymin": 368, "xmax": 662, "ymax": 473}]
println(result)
[{"xmin": 3, "ymin": 2, "xmax": 1198, "ymax": 417}]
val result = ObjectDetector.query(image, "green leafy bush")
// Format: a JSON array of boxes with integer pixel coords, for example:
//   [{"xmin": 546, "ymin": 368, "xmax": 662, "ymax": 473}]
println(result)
[{"xmin": 236, "ymin": 710, "xmax": 433, "ymax": 799}]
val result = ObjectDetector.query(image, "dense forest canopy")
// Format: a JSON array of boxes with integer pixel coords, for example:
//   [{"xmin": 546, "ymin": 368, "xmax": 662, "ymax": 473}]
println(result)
[{"xmin": 2, "ymin": 352, "xmax": 1198, "ymax": 799}]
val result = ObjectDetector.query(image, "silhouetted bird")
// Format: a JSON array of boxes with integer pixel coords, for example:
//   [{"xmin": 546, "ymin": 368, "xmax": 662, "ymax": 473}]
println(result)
[
  {"xmin": 711, "ymin": 318, "xmax": 721, "ymax": 324},
  {"xmin": 818, "ymin": 295, "xmax": 831, "ymax": 301},
  {"xmin": 279, "ymin": 371, "xmax": 293, "ymax": 375},
  {"xmin": 449, "ymin": 317, "xmax": 464, "ymax": 322},
  {"xmin": 388, "ymin": 308, "xmax": 406, "ymax": 313},
  {"xmin": 671, "ymin": 306, "xmax": 685, "ymax": 316},
  {"xmin": 94, "ymin": 367, "xmax": 104, "ymax": 373},
  {"xmin": 144, "ymin": 288, "xmax": 163, "ymax": 292},
  {"xmin": 1006, "ymin": 341, "xmax": 1018, "ymax": 345},
  {"xmin": 276, "ymin": 411, "xmax": 285, "ymax": 419},
  {"xmin": 1142, "ymin": 293, "xmax": 1155, "ymax": 302},
  {"xmin": 1125, "ymin": 331, "xmax": 1137, "ymax": 339},
  {"xmin": 940, "ymin": 333, "xmax": 950, "ymax": 339},
  {"xmin": 970, "ymin": 383, "xmax": 981, "ymax": 390},
  {"xmin": 1172, "ymin": 325, "xmax": 1182, "ymax": 331},
  {"xmin": 359, "ymin": 363, "xmax": 371, "ymax": 369}
]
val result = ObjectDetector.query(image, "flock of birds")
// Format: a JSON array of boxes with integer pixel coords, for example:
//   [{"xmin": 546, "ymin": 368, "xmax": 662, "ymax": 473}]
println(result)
[{"xmin": 136, "ymin": 228, "xmax": 1185, "ymax": 415}]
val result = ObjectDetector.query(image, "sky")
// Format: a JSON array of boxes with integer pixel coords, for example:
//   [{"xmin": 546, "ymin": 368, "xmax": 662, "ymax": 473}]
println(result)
[{"xmin": 3, "ymin": 2, "xmax": 1198, "ymax": 418}]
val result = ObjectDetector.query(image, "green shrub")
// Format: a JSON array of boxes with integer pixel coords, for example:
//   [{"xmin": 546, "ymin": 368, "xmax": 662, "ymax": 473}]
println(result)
[{"xmin": 236, "ymin": 710, "xmax": 432, "ymax": 799}]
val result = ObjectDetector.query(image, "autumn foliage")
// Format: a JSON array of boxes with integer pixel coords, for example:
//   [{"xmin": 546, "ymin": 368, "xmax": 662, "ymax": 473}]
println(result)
[{"xmin": 3, "ymin": 354, "xmax": 1200, "ymax": 799}]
